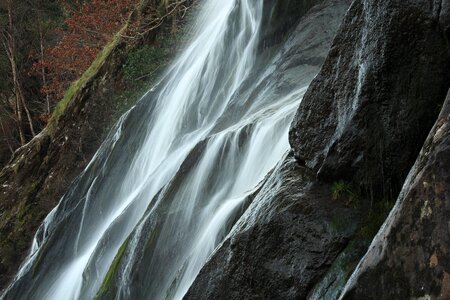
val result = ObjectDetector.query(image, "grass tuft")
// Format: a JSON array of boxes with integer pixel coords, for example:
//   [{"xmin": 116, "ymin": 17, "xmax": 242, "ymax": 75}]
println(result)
[{"xmin": 331, "ymin": 180, "xmax": 359, "ymax": 207}]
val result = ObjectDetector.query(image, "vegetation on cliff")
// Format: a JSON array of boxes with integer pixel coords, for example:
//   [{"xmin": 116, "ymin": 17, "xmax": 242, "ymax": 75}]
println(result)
[
  {"xmin": 0, "ymin": 0, "xmax": 196, "ymax": 290},
  {"xmin": 0, "ymin": 0, "xmax": 192, "ymax": 167}
]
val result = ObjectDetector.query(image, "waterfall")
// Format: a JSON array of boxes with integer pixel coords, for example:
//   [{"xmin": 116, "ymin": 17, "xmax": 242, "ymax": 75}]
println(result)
[{"xmin": 2, "ymin": 1, "xmax": 319, "ymax": 299}]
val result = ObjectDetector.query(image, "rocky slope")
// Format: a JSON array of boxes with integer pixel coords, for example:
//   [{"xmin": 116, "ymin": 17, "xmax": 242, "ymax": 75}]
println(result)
[{"xmin": 0, "ymin": 35, "xmax": 124, "ymax": 292}]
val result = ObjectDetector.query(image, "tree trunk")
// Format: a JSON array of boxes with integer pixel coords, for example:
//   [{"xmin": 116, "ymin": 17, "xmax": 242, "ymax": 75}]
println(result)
[
  {"xmin": 38, "ymin": 12, "xmax": 50, "ymax": 114},
  {"xmin": 172, "ymin": 1, "xmax": 177, "ymax": 34},
  {"xmin": 5, "ymin": 43, "xmax": 26, "ymax": 145},
  {"xmin": 6, "ymin": 0, "xmax": 36, "ymax": 143},
  {"xmin": 0, "ymin": 121, "xmax": 15, "ymax": 154}
]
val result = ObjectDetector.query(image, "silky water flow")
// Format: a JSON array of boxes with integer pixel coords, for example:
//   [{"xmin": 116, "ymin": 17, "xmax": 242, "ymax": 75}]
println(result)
[{"xmin": 2, "ymin": 0, "xmax": 325, "ymax": 299}]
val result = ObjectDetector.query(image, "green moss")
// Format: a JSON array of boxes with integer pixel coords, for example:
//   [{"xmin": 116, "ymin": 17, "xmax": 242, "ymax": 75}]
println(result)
[
  {"xmin": 95, "ymin": 237, "xmax": 130, "ymax": 299},
  {"xmin": 330, "ymin": 213, "xmax": 352, "ymax": 233},
  {"xmin": 107, "ymin": 18, "xmax": 190, "ymax": 129},
  {"xmin": 124, "ymin": 45, "xmax": 169, "ymax": 83},
  {"xmin": 110, "ymin": 80, "xmax": 146, "ymax": 125},
  {"xmin": 309, "ymin": 237, "xmax": 369, "ymax": 299},
  {"xmin": 359, "ymin": 199, "xmax": 394, "ymax": 239},
  {"xmin": 330, "ymin": 178, "xmax": 395, "ymax": 239},
  {"xmin": 311, "ymin": 194, "xmax": 394, "ymax": 298},
  {"xmin": 47, "ymin": 26, "xmax": 127, "ymax": 134},
  {"xmin": 17, "ymin": 203, "xmax": 27, "ymax": 220}
]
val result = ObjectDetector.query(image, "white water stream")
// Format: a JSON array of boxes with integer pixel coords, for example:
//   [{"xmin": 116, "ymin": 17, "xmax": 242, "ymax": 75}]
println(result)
[{"xmin": 2, "ymin": 1, "xmax": 317, "ymax": 299}]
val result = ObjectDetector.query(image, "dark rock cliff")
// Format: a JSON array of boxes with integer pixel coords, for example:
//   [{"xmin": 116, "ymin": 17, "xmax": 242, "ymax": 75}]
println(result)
[
  {"xmin": 340, "ymin": 91, "xmax": 450, "ymax": 299},
  {"xmin": 289, "ymin": 0, "xmax": 450, "ymax": 198}
]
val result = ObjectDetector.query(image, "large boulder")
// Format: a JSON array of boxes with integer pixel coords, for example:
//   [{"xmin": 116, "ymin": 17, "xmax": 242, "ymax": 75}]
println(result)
[
  {"xmin": 340, "ymin": 90, "xmax": 450, "ymax": 299},
  {"xmin": 289, "ymin": 0, "xmax": 450, "ymax": 198}
]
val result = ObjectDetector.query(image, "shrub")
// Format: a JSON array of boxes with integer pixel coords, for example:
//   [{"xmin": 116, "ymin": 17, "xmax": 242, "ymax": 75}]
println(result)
[
  {"xmin": 124, "ymin": 45, "xmax": 168, "ymax": 83},
  {"xmin": 331, "ymin": 180, "xmax": 359, "ymax": 207}
]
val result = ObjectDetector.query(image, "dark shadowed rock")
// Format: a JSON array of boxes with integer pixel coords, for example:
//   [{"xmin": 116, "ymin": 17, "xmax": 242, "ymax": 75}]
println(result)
[
  {"xmin": 289, "ymin": 0, "xmax": 450, "ymax": 198},
  {"xmin": 185, "ymin": 153, "xmax": 359, "ymax": 300},
  {"xmin": 339, "ymin": 90, "xmax": 450, "ymax": 299}
]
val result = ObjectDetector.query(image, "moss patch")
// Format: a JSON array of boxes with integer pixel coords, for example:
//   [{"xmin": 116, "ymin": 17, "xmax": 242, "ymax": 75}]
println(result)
[
  {"xmin": 309, "ymin": 238, "xmax": 368, "ymax": 299},
  {"xmin": 47, "ymin": 27, "xmax": 126, "ymax": 134},
  {"xmin": 95, "ymin": 237, "xmax": 130, "ymax": 300},
  {"xmin": 359, "ymin": 198, "xmax": 394, "ymax": 239},
  {"xmin": 108, "ymin": 17, "xmax": 193, "ymax": 128}
]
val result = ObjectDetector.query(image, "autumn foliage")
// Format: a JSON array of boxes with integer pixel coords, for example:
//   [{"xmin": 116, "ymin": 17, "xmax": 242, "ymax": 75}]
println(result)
[
  {"xmin": 31, "ymin": 0, "xmax": 136, "ymax": 103},
  {"xmin": 1, "ymin": 0, "xmax": 187, "ymax": 163}
]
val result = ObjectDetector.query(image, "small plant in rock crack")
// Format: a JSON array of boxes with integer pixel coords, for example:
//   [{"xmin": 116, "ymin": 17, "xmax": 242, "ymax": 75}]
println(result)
[{"xmin": 331, "ymin": 180, "xmax": 359, "ymax": 207}]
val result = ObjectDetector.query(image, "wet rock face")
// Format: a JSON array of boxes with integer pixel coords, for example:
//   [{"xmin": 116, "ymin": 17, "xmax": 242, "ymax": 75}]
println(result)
[
  {"xmin": 340, "ymin": 91, "xmax": 450, "ymax": 299},
  {"xmin": 289, "ymin": 0, "xmax": 450, "ymax": 196},
  {"xmin": 185, "ymin": 1, "xmax": 353, "ymax": 298},
  {"xmin": 259, "ymin": 0, "xmax": 319, "ymax": 49},
  {"xmin": 185, "ymin": 154, "xmax": 359, "ymax": 300}
]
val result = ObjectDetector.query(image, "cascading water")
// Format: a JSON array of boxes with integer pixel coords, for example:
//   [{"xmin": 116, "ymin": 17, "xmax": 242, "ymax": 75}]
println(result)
[{"xmin": 2, "ymin": 1, "xmax": 324, "ymax": 299}]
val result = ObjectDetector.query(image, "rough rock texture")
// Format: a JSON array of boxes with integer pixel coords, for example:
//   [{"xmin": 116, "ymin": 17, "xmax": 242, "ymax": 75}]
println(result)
[
  {"xmin": 259, "ymin": 0, "xmax": 319, "ymax": 49},
  {"xmin": 307, "ymin": 238, "xmax": 368, "ymax": 300},
  {"xmin": 185, "ymin": 154, "xmax": 360, "ymax": 300},
  {"xmin": 340, "ymin": 90, "xmax": 450, "ymax": 299},
  {"xmin": 289, "ymin": 0, "xmax": 450, "ymax": 197}
]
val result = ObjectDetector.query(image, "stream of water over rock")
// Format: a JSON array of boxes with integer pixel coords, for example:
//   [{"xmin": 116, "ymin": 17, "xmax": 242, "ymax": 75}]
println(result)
[{"xmin": 2, "ymin": 1, "xmax": 320, "ymax": 299}]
